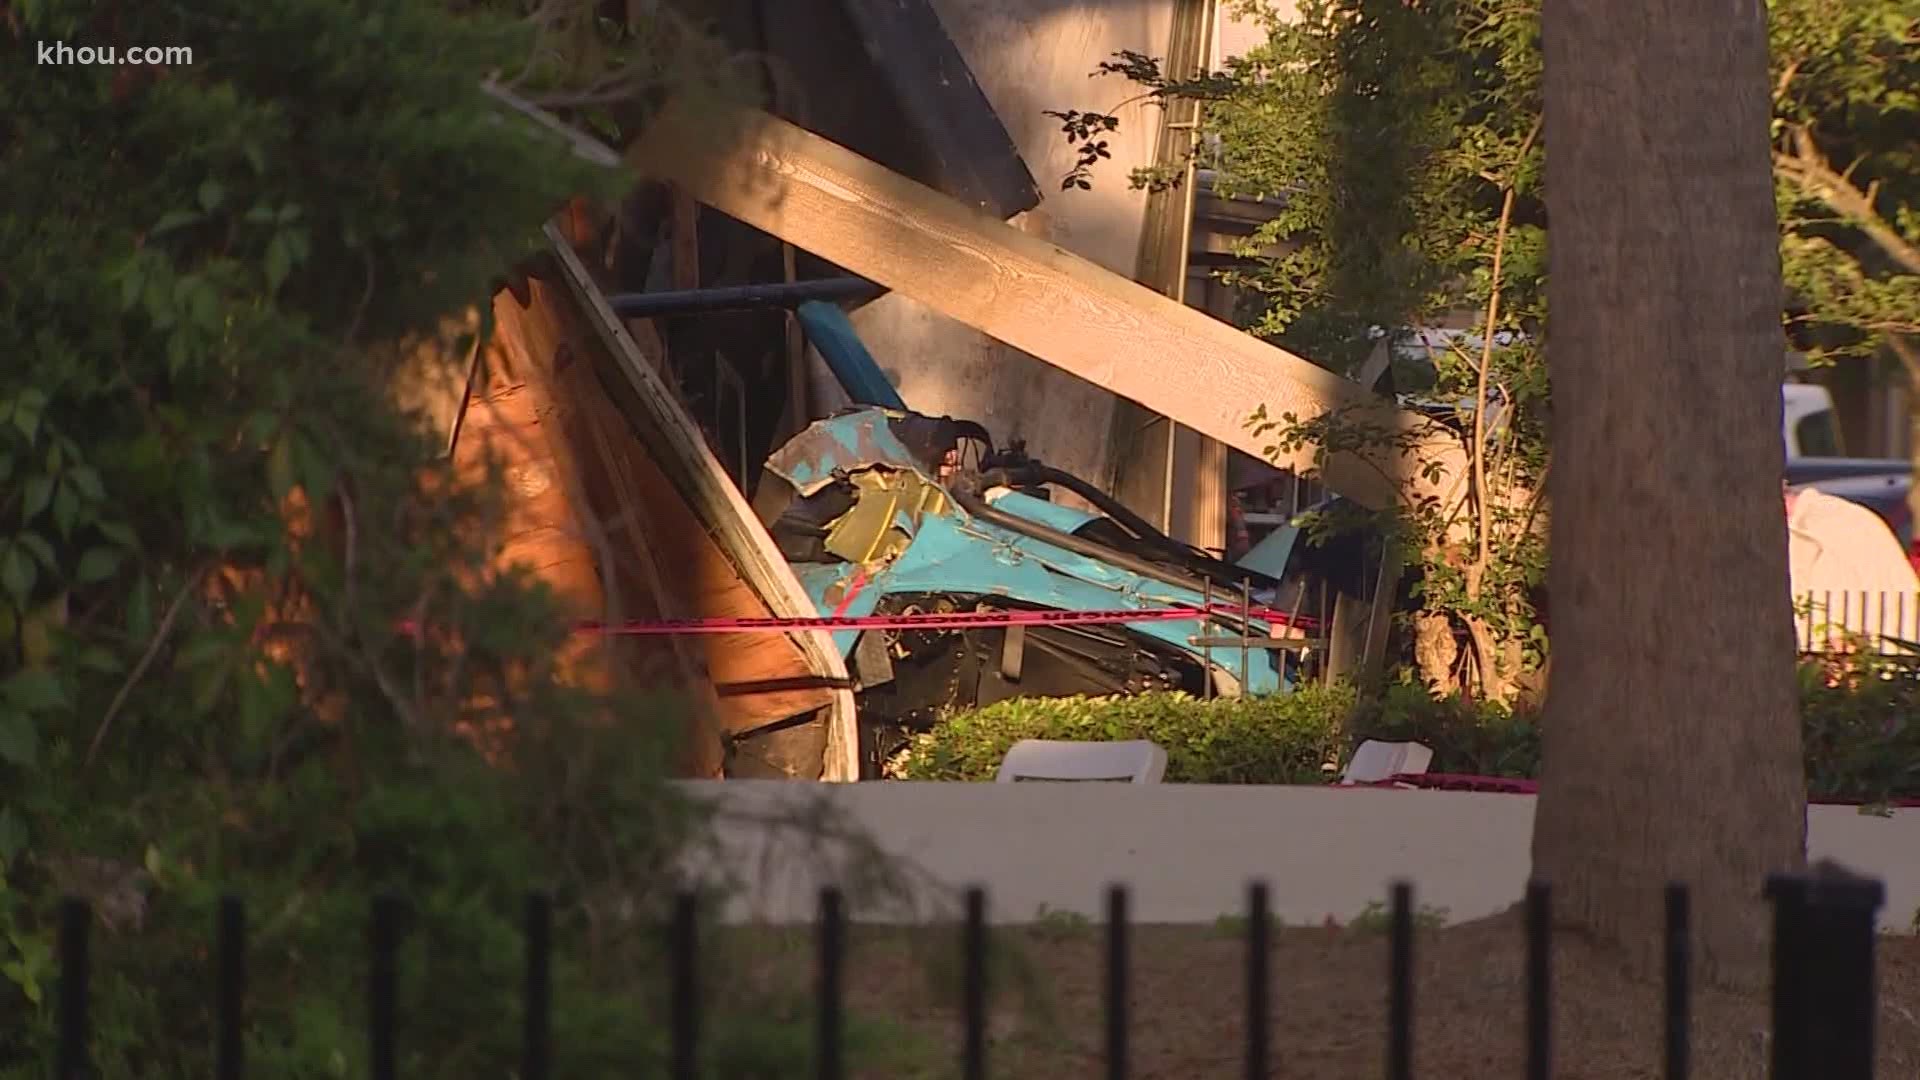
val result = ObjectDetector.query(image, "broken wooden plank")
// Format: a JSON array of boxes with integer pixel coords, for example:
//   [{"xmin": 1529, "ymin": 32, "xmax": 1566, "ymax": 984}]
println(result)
[
  {"xmin": 541, "ymin": 225, "xmax": 862, "ymax": 782},
  {"xmin": 628, "ymin": 104, "xmax": 1466, "ymax": 512}
]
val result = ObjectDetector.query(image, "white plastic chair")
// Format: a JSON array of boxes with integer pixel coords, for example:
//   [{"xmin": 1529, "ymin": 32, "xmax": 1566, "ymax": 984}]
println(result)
[
  {"xmin": 1338, "ymin": 739, "xmax": 1434, "ymax": 785},
  {"xmin": 994, "ymin": 739, "xmax": 1168, "ymax": 784}
]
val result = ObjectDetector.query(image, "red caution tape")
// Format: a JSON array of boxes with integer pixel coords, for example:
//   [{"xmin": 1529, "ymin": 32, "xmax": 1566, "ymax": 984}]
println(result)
[{"xmin": 566, "ymin": 604, "xmax": 1317, "ymax": 637}]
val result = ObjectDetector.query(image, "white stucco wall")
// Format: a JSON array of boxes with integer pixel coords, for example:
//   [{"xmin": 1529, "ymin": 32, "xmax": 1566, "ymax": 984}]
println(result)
[
  {"xmin": 816, "ymin": 0, "xmax": 1176, "ymax": 487},
  {"xmin": 680, "ymin": 781, "xmax": 1920, "ymax": 933}
]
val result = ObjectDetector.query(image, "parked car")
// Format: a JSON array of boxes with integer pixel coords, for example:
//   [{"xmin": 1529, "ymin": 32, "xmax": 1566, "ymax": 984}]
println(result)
[{"xmin": 1782, "ymin": 382, "xmax": 1915, "ymax": 562}]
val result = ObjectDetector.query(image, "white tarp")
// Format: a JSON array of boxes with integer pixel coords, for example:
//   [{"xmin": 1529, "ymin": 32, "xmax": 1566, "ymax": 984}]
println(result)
[{"xmin": 1788, "ymin": 485, "xmax": 1920, "ymax": 650}]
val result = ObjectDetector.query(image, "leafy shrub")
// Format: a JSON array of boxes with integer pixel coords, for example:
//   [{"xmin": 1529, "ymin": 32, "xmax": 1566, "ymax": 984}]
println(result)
[
  {"xmin": 1347, "ymin": 683, "xmax": 1541, "ymax": 778},
  {"xmin": 901, "ymin": 675, "xmax": 1920, "ymax": 805},
  {"xmin": 890, "ymin": 685, "xmax": 1355, "ymax": 783},
  {"xmin": 0, "ymin": 1, "xmax": 833, "ymax": 1076},
  {"xmin": 1798, "ymin": 657, "xmax": 1920, "ymax": 805}
]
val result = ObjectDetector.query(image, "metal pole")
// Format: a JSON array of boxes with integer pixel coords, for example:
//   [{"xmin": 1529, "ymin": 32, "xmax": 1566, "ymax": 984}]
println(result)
[
  {"xmin": 1239, "ymin": 577, "xmax": 1252, "ymax": 692},
  {"xmin": 608, "ymin": 277, "xmax": 881, "ymax": 319}
]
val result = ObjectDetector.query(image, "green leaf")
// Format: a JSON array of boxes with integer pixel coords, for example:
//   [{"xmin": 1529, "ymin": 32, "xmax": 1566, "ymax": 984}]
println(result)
[
  {"xmin": 0, "ymin": 547, "xmax": 35, "ymax": 602},
  {"xmin": 265, "ymin": 233, "xmax": 292, "ymax": 293},
  {"xmin": 75, "ymin": 547, "xmax": 120, "ymax": 584},
  {"xmin": 0, "ymin": 808, "xmax": 26, "ymax": 863},
  {"xmin": 267, "ymin": 437, "xmax": 295, "ymax": 499},
  {"xmin": 20, "ymin": 475, "xmax": 53, "ymax": 521},
  {"xmin": 125, "ymin": 579, "xmax": 154, "ymax": 641},
  {"xmin": 3, "ymin": 670, "xmax": 65, "ymax": 710},
  {"xmin": 11, "ymin": 404, "xmax": 40, "ymax": 445},
  {"xmin": 53, "ymin": 477, "xmax": 86, "ymax": 538},
  {"xmin": 197, "ymin": 179, "xmax": 225, "ymax": 212},
  {"xmin": 119, "ymin": 260, "xmax": 145, "ymax": 312},
  {"xmin": 98, "ymin": 521, "xmax": 138, "ymax": 549},
  {"xmin": 176, "ymin": 633, "xmax": 233, "ymax": 670},
  {"xmin": 189, "ymin": 281, "xmax": 221, "ymax": 332},
  {"xmin": 152, "ymin": 209, "xmax": 201, "ymax": 235},
  {"xmin": 189, "ymin": 659, "xmax": 233, "ymax": 717},
  {"xmin": 66, "ymin": 465, "xmax": 104, "ymax": 502},
  {"xmin": 77, "ymin": 647, "xmax": 123, "ymax": 675},
  {"xmin": 0, "ymin": 712, "xmax": 39, "ymax": 768},
  {"xmin": 14, "ymin": 533, "xmax": 53, "ymax": 570}
]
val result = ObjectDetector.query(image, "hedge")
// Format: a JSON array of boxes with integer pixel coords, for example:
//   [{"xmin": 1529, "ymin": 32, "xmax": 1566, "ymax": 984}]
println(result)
[{"xmin": 891, "ymin": 665, "xmax": 1920, "ymax": 805}]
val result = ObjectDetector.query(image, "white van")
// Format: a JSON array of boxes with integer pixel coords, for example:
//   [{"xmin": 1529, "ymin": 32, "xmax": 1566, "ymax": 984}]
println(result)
[{"xmin": 1783, "ymin": 383, "xmax": 1844, "ymax": 459}]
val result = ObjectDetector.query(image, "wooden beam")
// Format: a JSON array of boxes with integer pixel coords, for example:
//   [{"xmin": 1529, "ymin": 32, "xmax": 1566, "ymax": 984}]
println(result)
[
  {"xmin": 629, "ymin": 104, "xmax": 1464, "ymax": 512},
  {"xmin": 835, "ymin": 0, "xmax": 1040, "ymax": 218}
]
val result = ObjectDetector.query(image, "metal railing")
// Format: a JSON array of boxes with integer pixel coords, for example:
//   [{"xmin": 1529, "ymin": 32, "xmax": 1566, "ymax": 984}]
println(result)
[
  {"xmin": 43, "ymin": 869, "xmax": 1887, "ymax": 1079},
  {"xmin": 1795, "ymin": 590, "xmax": 1920, "ymax": 655}
]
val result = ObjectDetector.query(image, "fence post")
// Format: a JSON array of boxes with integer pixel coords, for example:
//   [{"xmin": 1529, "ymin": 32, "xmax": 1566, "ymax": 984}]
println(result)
[
  {"xmin": 522, "ymin": 893, "xmax": 551, "ymax": 1080},
  {"xmin": 216, "ymin": 896, "xmax": 246, "ymax": 1080},
  {"xmin": 1386, "ymin": 882, "xmax": 1412, "ymax": 1080},
  {"xmin": 962, "ymin": 887, "xmax": 987, "ymax": 1080},
  {"xmin": 1767, "ymin": 864, "xmax": 1884, "ymax": 1080},
  {"xmin": 56, "ymin": 898, "xmax": 90, "ymax": 1080}
]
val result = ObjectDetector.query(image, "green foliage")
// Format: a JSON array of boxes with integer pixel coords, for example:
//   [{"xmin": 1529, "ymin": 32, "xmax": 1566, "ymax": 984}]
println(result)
[
  {"xmin": 890, "ymin": 686, "xmax": 1357, "ymax": 784},
  {"xmin": 1056, "ymin": 0, "xmax": 1918, "ymax": 695},
  {"xmin": 1770, "ymin": 0, "xmax": 1920, "ymax": 361},
  {"xmin": 900, "ymin": 681, "xmax": 1920, "ymax": 806},
  {"xmin": 1209, "ymin": 910, "xmax": 1285, "ymax": 938},
  {"xmin": 1344, "ymin": 899, "xmax": 1449, "ymax": 935},
  {"xmin": 1797, "ymin": 657, "xmax": 1920, "ymax": 805},
  {"xmin": 0, "ymin": 1, "xmax": 818, "ymax": 1075},
  {"xmin": 1029, "ymin": 906, "xmax": 1095, "ymax": 941},
  {"xmin": 1346, "ymin": 682, "xmax": 1540, "ymax": 777},
  {"xmin": 1054, "ymin": 0, "xmax": 1551, "ymax": 698}
]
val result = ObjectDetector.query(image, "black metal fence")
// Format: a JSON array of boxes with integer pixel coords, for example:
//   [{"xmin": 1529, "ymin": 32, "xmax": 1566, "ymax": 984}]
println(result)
[{"xmin": 47, "ymin": 871, "xmax": 1886, "ymax": 1079}]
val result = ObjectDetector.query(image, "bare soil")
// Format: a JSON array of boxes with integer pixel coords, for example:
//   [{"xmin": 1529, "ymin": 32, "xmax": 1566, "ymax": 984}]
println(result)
[{"xmin": 756, "ymin": 917, "xmax": 1920, "ymax": 1079}]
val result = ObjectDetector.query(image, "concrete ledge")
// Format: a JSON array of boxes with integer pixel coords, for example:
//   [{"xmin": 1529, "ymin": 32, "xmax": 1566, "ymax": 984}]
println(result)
[{"xmin": 677, "ymin": 781, "xmax": 1920, "ymax": 933}]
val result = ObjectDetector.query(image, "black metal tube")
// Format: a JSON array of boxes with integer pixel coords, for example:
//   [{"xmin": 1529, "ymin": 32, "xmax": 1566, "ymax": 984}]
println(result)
[
  {"xmin": 216, "ymin": 896, "xmax": 246, "ymax": 1080},
  {"xmin": 1665, "ymin": 884, "xmax": 1690, "ymax": 1080},
  {"xmin": 369, "ymin": 895, "xmax": 400, "ymax": 1080},
  {"xmin": 817, "ymin": 888, "xmax": 845, "ymax": 1080},
  {"xmin": 1387, "ymin": 882, "xmax": 1412, "ymax": 1080},
  {"xmin": 56, "ymin": 898, "xmax": 89, "ymax": 1080},
  {"xmin": 1106, "ymin": 886, "xmax": 1129, "ymax": 1080},
  {"xmin": 962, "ymin": 888, "xmax": 987, "ymax": 1080},
  {"xmin": 608, "ymin": 278, "xmax": 881, "ymax": 319},
  {"xmin": 1245, "ymin": 882, "xmax": 1270, "ymax": 1080},
  {"xmin": 523, "ymin": 893, "xmax": 552, "ymax": 1080},
  {"xmin": 1023, "ymin": 464, "xmax": 1280, "ymax": 592},
  {"xmin": 1770, "ymin": 876, "xmax": 1807, "ymax": 1080},
  {"xmin": 671, "ymin": 892, "xmax": 699, "ymax": 1080},
  {"xmin": 1526, "ymin": 882, "xmax": 1551, "ymax": 1080}
]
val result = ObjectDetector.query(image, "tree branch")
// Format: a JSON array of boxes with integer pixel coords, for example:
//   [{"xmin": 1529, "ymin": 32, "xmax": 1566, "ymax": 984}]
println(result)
[
  {"xmin": 1466, "ymin": 114, "xmax": 1540, "ymax": 604},
  {"xmin": 88, "ymin": 567, "xmax": 207, "ymax": 767},
  {"xmin": 1774, "ymin": 127, "xmax": 1920, "ymax": 276}
]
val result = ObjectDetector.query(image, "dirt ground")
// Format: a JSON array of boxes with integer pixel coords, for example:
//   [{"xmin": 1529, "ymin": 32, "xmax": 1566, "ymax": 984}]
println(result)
[{"xmin": 759, "ymin": 917, "xmax": 1920, "ymax": 1079}]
